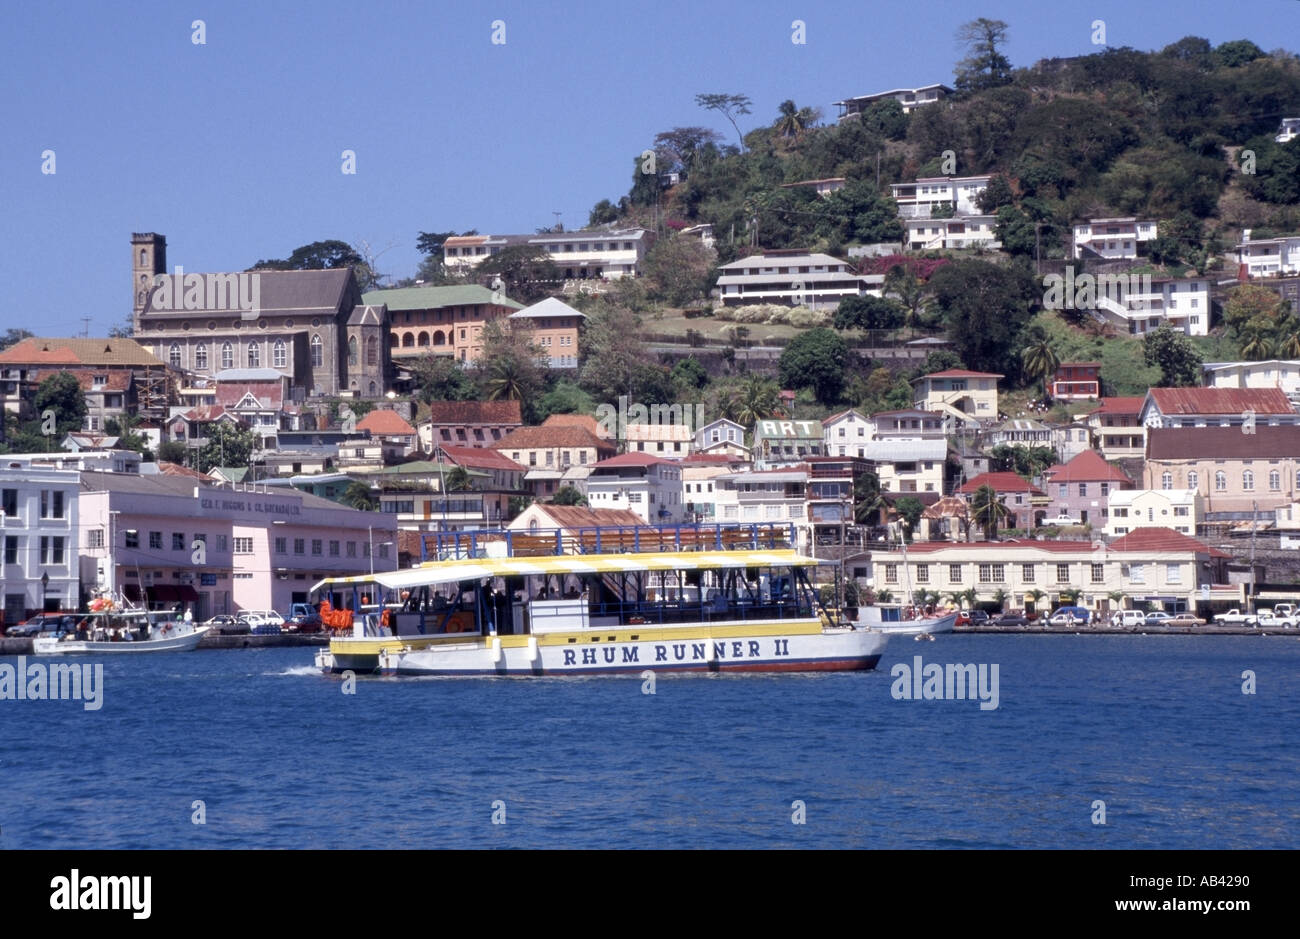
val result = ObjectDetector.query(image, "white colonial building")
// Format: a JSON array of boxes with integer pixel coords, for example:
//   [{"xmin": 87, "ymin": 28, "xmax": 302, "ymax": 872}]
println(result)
[
  {"xmin": 1105, "ymin": 489, "xmax": 1202, "ymax": 537},
  {"xmin": 443, "ymin": 229, "xmax": 651, "ymax": 280},
  {"xmin": 889, "ymin": 176, "xmax": 991, "ymax": 219},
  {"xmin": 582, "ymin": 454, "xmax": 684, "ymax": 525},
  {"xmin": 1236, "ymin": 230, "xmax": 1300, "ymax": 279},
  {"xmin": 834, "ymin": 84, "xmax": 953, "ymax": 119},
  {"xmin": 903, "ymin": 216, "xmax": 1000, "ymax": 251},
  {"xmin": 715, "ymin": 250, "xmax": 882, "ymax": 309},
  {"xmin": 1093, "ymin": 276, "xmax": 1211, "ymax": 336},
  {"xmin": 1, "ymin": 467, "xmax": 80, "ymax": 623},
  {"xmin": 1072, "ymin": 218, "xmax": 1158, "ymax": 260}
]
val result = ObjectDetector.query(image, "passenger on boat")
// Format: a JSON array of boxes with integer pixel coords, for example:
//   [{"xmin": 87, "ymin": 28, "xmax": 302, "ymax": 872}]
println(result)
[
  {"xmin": 564, "ymin": 585, "xmax": 580, "ymax": 599},
  {"xmin": 433, "ymin": 592, "xmax": 449, "ymax": 611}
]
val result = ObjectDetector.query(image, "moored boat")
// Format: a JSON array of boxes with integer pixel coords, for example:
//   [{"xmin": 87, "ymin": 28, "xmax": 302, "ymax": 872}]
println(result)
[
  {"xmin": 854, "ymin": 605, "xmax": 958, "ymax": 636},
  {"xmin": 32, "ymin": 606, "xmax": 209, "ymax": 654},
  {"xmin": 311, "ymin": 523, "xmax": 889, "ymax": 677}
]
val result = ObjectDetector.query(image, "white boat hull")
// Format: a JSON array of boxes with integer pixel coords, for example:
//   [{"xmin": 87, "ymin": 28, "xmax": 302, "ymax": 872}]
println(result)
[
  {"xmin": 32, "ymin": 626, "xmax": 210, "ymax": 655},
  {"xmin": 855, "ymin": 609, "xmax": 957, "ymax": 636},
  {"xmin": 347, "ymin": 624, "xmax": 889, "ymax": 677}
]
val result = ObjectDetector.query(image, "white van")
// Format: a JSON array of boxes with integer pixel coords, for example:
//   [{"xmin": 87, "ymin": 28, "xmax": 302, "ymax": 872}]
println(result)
[{"xmin": 1110, "ymin": 610, "xmax": 1146, "ymax": 627}]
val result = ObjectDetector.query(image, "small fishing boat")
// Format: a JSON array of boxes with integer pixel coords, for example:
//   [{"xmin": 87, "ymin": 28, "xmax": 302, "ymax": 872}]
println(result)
[{"xmin": 32, "ymin": 601, "xmax": 209, "ymax": 654}]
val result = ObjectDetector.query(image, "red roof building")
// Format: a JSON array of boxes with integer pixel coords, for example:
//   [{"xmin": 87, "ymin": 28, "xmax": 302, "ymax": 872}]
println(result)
[
  {"xmin": 1139, "ymin": 387, "xmax": 1298, "ymax": 427},
  {"xmin": 1051, "ymin": 362, "xmax": 1101, "ymax": 401},
  {"xmin": 957, "ymin": 471, "xmax": 1044, "ymax": 532}
]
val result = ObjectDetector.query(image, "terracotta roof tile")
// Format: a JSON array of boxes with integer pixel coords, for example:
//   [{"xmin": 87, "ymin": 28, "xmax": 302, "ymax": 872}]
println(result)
[
  {"xmin": 1042, "ymin": 450, "xmax": 1132, "ymax": 483},
  {"xmin": 424, "ymin": 400, "xmax": 523, "ymax": 425},
  {"xmin": 493, "ymin": 425, "xmax": 616, "ymax": 452},
  {"xmin": 957, "ymin": 471, "xmax": 1044, "ymax": 495},
  {"xmin": 1146, "ymin": 387, "xmax": 1294, "ymax": 416},
  {"xmin": 439, "ymin": 444, "xmax": 525, "ymax": 471},
  {"xmin": 1106, "ymin": 526, "xmax": 1230, "ymax": 558},
  {"xmin": 1085, "ymin": 397, "xmax": 1144, "ymax": 416},
  {"xmin": 0, "ymin": 337, "xmax": 165, "ymax": 368},
  {"xmin": 357, "ymin": 409, "xmax": 416, "ymax": 436}
]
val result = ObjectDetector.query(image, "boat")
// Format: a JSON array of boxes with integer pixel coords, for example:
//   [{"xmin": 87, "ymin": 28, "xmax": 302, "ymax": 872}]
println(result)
[
  {"xmin": 32, "ymin": 603, "xmax": 209, "ymax": 654},
  {"xmin": 311, "ymin": 523, "xmax": 889, "ymax": 677},
  {"xmin": 854, "ymin": 604, "xmax": 958, "ymax": 636}
]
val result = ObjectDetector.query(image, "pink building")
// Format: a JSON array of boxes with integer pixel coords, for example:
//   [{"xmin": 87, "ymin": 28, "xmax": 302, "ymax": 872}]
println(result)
[{"xmin": 78, "ymin": 472, "xmax": 396, "ymax": 619}]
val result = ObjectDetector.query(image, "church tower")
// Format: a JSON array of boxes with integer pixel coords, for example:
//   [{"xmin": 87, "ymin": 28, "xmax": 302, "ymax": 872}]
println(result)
[{"xmin": 131, "ymin": 232, "xmax": 167, "ymax": 329}]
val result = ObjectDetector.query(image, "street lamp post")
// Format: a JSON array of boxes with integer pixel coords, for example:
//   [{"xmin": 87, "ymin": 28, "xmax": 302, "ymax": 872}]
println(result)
[{"xmin": 40, "ymin": 571, "xmax": 49, "ymax": 612}]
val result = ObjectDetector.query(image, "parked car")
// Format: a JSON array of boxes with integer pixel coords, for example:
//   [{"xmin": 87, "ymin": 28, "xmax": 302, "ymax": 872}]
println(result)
[
  {"xmin": 240, "ymin": 610, "xmax": 285, "ymax": 627},
  {"xmin": 285, "ymin": 611, "xmax": 322, "ymax": 633},
  {"xmin": 1213, "ymin": 609, "xmax": 1258, "ymax": 626},
  {"xmin": 1110, "ymin": 610, "xmax": 1147, "ymax": 628},
  {"xmin": 968, "ymin": 610, "xmax": 990, "ymax": 626},
  {"xmin": 1255, "ymin": 609, "xmax": 1298, "ymax": 628},
  {"xmin": 1164, "ymin": 613, "xmax": 1205, "ymax": 627},
  {"xmin": 203, "ymin": 614, "xmax": 248, "ymax": 635},
  {"xmin": 1144, "ymin": 611, "xmax": 1174, "ymax": 626},
  {"xmin": 1048, "ymin": 606, "xmax": 1090, "ymax": 627},
  {"xmin": 990, "ymin": 612, "xmax": 1030, "ymax": 627},
  {"xmin": 6, "ymin": 613, "xmax": 76, "ymax": 637}
]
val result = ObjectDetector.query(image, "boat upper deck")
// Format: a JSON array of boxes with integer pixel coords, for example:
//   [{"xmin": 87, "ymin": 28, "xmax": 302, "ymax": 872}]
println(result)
[{"xmin": 420, "ymin": 522, "xmax": 795, "ymax": 562}]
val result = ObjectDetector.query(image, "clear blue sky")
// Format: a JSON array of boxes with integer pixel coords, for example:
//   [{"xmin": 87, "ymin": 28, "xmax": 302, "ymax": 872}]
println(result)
[{"xmin": 2, "ymin": 0, "xmax": 1296, "ymax": 335}]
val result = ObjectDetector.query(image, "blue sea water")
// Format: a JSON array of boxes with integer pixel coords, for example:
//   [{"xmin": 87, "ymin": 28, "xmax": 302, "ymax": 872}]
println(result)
[{"xmin": 1, "ymin": 634, "xmax": 1297, "ymax": 849}]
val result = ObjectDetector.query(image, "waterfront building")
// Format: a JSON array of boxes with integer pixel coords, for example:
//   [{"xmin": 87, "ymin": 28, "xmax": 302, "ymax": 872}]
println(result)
[
  {"xmin": 0, "ymin": 467, "xmax": 80, "ymax": 623},
  {"xmin": 1105, "ymin": 489, "xmax": 1201, "ymax": 537}
]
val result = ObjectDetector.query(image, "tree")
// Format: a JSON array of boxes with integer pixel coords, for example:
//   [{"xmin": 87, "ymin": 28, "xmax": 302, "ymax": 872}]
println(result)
[
  {"xmin": 975, "ymin": 175, "xmax": 1015, "ymax": 214},
  {"xmin": 32, "ymin": 372, "xmax": 87, "ymax": 437},
  {"xmin": 475, "ymin": 245, "xmax": 560, "ymax": 305},
  {"xmin": 883, "ymin": 266, "xmax": 931, "ymax": 330},
  {"xmin": 104, "ymin": 415, "xmax": 149, "ymax": 455},
  {"xmin": 833, "ymin": 295, "xmax": 904, "ymax": 332},
  {"xmin": 695, "ymin": 93, "xmax": 753, "ymax": 151},
  {"xmin": 578, "ymin": 304, "xmax": 675, "ymax": 407},
  {"xmin": 0, "ymin": 329, "xmax": 33, "ymax": 352},
  {"xmin": 969, "ymin": 485, "xmax": 1011, "ymax": 541},
  {"xmin": 671, "ymin": 357, "xmax": 709, "ymax": 392},
  {"xmin": 773, "ymin": 100, "xmax": 820, "ymax": 140},
  {"xmin": 642, "ymin": 235, "xmax": 716, "ymax": 306},
  {"xmin": 895, "ymin": 497, "xmax": 925, "ymax": 543},
  {"xmin": 859, "ymin": 98, "xmax": 908, "ymax": 140},
  {"xmin": 778, "ymin": 328, "xmax": 850, "ymax": 405},
  {"xmin": 409, "ymin": 355, "xmax": 479, "ymax": 404},
  {"xmin": 341, "ymin": 481, "xmax": 377, "ymax": 511},
  {"xmin": 1020, "ymin": 334, "xmax": 1060, "ymax": 398},
  {"xmin": 928, "ymin": 260, "xmax": 1037, "ymax": 374},
  {"xmin": 724, "ymin": 373, "xmax": 780, "ymax": 428},
  {"xmin": 250, "ymin": 239, "xmax": 374, "ymax": 288},
  {"xmin": 854, "ymin": 470, "xmax": 888, "ymax": 526},
  {"xmin": 1142, "ymin": 326, "xmax": 1203, "ymax": 387},
  {"xmin": 196, "ymin": 422, "xmax": 257, "ymax": 474},
  {"xmin": 588, "ymin": 199, "xmax": 620, "ymax": 227},
  {"xmin": 652, "ymin": 127, "xmax": 723, "ymax": 177},
  {"xmin": 157, "ymin": 440, "xmax": 188, "ymax": 465},
  {"xmin": 479, "ymin": 320, "xmax": 547, "ymax": 418},
  {"xmin": 444, "ymin": 466, "xmax": 474, "ymax": 492},
  {"xmin": 550, "ymin": 486, "xmax": 588, "ymax": 506},
  {"xmin": 1215, "ymin": 39, "xmax": 1265, "ymax": 68},
  {"xmin": 924, "ymin": 349, "xmax": 964, "ymax": 374},
  {"xmin": 954, "ymin": 18, "xmax": 1012, "ymax": 93}
]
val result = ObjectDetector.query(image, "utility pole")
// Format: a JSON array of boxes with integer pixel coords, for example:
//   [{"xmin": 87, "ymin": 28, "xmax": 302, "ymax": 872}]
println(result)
[{"xmin": 1249, "ymin": 500, "xmax": 1258, "ymax": 613}]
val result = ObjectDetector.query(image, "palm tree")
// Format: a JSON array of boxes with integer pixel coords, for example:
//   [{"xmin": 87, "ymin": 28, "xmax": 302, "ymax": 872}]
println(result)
[
  {"xmin": 727, "ymin": 373, "xmax": 780, "ymax": 428},
  {"xmin": 341, "ymin": 481, "xmax": 377, "ymax": 511},
  {"xmin": 1024, "ymin": 588, "xmax": 1047, "ymax": 615},
  {"xmin": 853, "ymin": 470, "xmax": 888, "ymax": 526},
  {"xmin": 1278, "ymin": 330, "xmax": 1300, "ymax": 359},
  {"xmin": 484, "ymin": 356, "xmax": 526, "ymax": 401},
  {"xmin": 875, "ymin": 590, "xmax": 894, "ymax": 604},
  {"xmin": 883, "ymin": 267, "xmax": 930, "ymax": 335},
  {"xmin": 960, "ymin": 588, "xmax": 978, "ymax": 610},
  {"xmin": 773, "ymin": 100, "xmax": 820, "ymax": 140},
  {"xmin": 1058, "ymin": 587, "xmax": 1081, "ymax": 606},
  {"xmin": 968, "ymin": 485, "xmax": 1012, "ymax": 541},
  {"xmin": 1241, "ymin": 330, "xmax": 1274, "ymax": 361},
  {"xmin": 990, "ymin": 588, "xmax": 1010, "ymax": 612},
  {"xmin": 1107, "ymin": 590, "xmax": 1127, "ymax": 612},
  {"xmin": 444, "ymin": 466, "xmax": 473, "ymax": 492},
  {"xmin": 946, "ymin": 591, "xmax": 966, "ymax": 608},
  {"xmin": 1020, "ymin": 335, "xmax": 1060, "ymax": 400}
]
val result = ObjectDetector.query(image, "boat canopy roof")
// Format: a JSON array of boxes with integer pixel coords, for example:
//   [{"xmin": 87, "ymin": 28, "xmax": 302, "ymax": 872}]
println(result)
[{"xmin": 312, "ymin": 549, "xmax": 818, "ymax": 594}]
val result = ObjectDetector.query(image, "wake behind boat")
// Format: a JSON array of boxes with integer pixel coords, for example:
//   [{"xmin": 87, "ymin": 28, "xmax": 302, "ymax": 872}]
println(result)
[
  {"xmin": 32, "ymin": 605, "xmax": 209, "ymax": 654},
  {"xmin": 312, "ymin": 523, "xmax": 889, "ymax": 677}
]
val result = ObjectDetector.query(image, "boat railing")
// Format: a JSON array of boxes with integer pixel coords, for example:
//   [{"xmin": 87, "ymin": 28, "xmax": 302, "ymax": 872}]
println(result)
[{"xmin": 420, "ymin": 523, "xmax": 796, "ymax": 562}]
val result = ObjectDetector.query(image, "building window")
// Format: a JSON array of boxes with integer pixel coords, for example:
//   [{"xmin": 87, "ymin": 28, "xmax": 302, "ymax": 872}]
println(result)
[
  {"xmin": 221, "ymin": 342, "xmax": 234, "ymax": 369},
  {"xmin": 1091, "ymin": 563, "xmax": 1104, "ymax": 584},
  {"xmin": 273, "ymin": 339, "xmax": 287, "ymax": 368},
  {"xmin": 1057, "ymin": 484, "xmax": 1067, "ymax": 498},
  {"xmin": 978, "ymin": 564, "xmax": 992, "ymax": 583},
  {"xmin": 1056, "ymin": 563, "xmax": 1070, "ymax": 584},
  {"xmin": 172, "ymin": 533, "xmax": 185, "ymax": 551},
  {"xmin": 3, "ymin": 536, "xmax": 17, "ymax": 565},
  {"xmin": 195, "ymin": 344, "xmax": 208, "ymax": 370},
  {"xmin": 346, "ymin": 542, "xmax": 357, "ymax": 557},
  {"xmin": 311, "ymin": 334, "xmax": 323, "ymax": 367},
  {"xmin": 1128, "ymin": 564, "xmax": 1145, "ymax": 583},
  {"xmin": 274, "ymin": 537, "xmax": 287, "ymax": 554},
  {"xmin": 40, "ymin": 490, "xmax": 65, "ymax": 519},
  {"xmin": 348, "ymin": 337, "xmax": 358, "ymax": 366},
  {"xmin": 1187, "ymin": 471, "xmax": 1198, "ymax": 490},
  {"xmin": 1161, "ymin": 472, "xmax": 1173, "ymax": 490},
  {"xmin": 248, "ymin": 344, "xmax": 260, "ymax": 368},
  {"xmin": 1243, "ymin": 470, "xmax": 1254, "ymax": 491},
  {"xmin": 915, "ymin": 564, "xmax": 929, "ymax": 584},
  {"xmin": 233, "ymin": 537, "xmax": 254, "ymax": 554},
  {"xmin": 169, "ymin": 343, "xmax": 182, "ymax": 368},
  {"xmin": 1269, "ymin": 470, "xmax": 1281, "ymax": 491},
  {"xmin": 148, "ymin": 531, "xmax": 163, "ymax": 550},
  {"xmin": 311, "ymin": 539, "xmax": 323, "ymax": 556},
  {"xmin": 1022, "ymin": 564, "xmax": 1035, "ymax": 583},
  {"xmin": 1166, "ymin": 563, "xmax": 1182, "ymax": 584},
  {"xmin": 294, "ymin": 538, "xmax": 305, "ymax": 555},
  {"xmin": 1, "ymin": 489, "xmax": 15, "ymax": 517},
  {"xmin": 329, "ymin": 540, "xmax": 340, "ymax": 557},
  {"xmin": 366, "ymin": 337, "xmax": 378, "ymax": 367},
  {"xmin": 884, "ymin": 563, "xmax": 898, "ymax": 584},
  {"xmin": 1078, "ymin": 483, "xmax": 1087, "ymax": 497},
  {"xmin": 1215, "ymin": 471, "xmax": 1226, "ymax": 491},
  {"xmin": 949, "ymin": 564, "xmax": 962, "ymax": 583}
]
